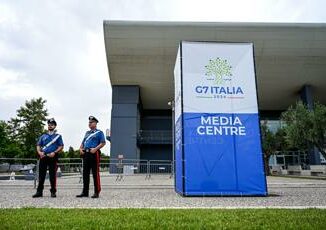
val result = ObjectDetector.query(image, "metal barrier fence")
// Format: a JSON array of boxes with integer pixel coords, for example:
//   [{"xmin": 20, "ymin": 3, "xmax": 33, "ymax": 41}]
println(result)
[
  {"xmin": 0, "ymin": 158, "xmax": 174, "ymax": 187},
  {"xmin": 269, "ymin": 150, "xmax": 309, "ymax": 168},
  {"xmin": 0, "ymin": 158, "xmax": 38, "ymax": 187}
]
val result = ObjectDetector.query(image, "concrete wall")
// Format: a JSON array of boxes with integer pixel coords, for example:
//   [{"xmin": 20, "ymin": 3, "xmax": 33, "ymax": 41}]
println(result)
[{"xmin": 110, "ymin": 85, "xmax": 140, "ymax": 160}]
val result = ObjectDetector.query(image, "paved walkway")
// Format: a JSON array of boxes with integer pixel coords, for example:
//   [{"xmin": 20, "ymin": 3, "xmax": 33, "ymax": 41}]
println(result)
[{"xmin": 0, "ymin": 176, "xmax": 325, "ymax": 208}]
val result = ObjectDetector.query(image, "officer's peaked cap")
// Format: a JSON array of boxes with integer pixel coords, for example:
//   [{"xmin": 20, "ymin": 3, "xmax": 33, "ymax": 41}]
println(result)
[
  {"xmin": 89, "ymin": 116, "xmax": 99, "ymax": 123},
  {"xmin": 47, "ymin": 118, "xmax": 57, "ymax": 126}
]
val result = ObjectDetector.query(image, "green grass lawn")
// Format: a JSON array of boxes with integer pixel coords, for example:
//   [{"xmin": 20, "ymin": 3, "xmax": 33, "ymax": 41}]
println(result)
[{"xmin": 1, "ymin": 208, "xmax": 326, "ymax": 229}]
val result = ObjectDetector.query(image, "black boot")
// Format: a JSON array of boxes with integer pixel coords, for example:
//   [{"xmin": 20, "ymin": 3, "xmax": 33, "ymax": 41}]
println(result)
[
  {"xmin": 51, "ymin": 192, "xmax": 56, "ymax": 198},
  {"xmin": 91, "ymin": 193, "xmax": 99, "ymax": 198},
  {"xmin": 32, "ymin": 192, "xmax": 43, "ymax": 198},
  {"xmin": 76, "ymin": 192, "xmax": 89, "ymax": 198}
]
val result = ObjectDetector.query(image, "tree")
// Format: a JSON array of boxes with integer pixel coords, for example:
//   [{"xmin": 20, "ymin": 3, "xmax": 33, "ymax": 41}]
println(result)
[
  {"xmin": 7, "ymin": 98, "xmax": 48, "ymax": 158},
  {"xmin": 261, "ymin": 122, "xmax": 287, "ymax": 175},
  {"xmin": 67, "ymin": 146, "xmax": 76, "ymax": 158},
  {"xmin": 0, "ymin": 121, "xmax": 23, "ymax": 158},
  {"xmin": 59, "ymin": 146, "xmax": 80, "ymax": 159},
  {"xmin": 0, "ymin": 121, "xmax": 9, "ymax": 151},
  {"xmin": 66, "ymin": 146, "xmax": 79, "ymax": 158},
  {"xmin": 281, "ymin": 101, "xmax": 326, "ymax": 160}
]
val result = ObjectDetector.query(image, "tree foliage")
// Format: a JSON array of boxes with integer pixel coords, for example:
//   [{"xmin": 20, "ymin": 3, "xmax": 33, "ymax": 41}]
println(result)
[
  {"xmin": 281, "ymin": 101, "xmax": 326, "ymax": 160},
  {"xmin": 0, "ymin": 121, "xmax": 23, "ymax": 158},
  {"xmin": 61, "ymin": 146, "xmax": 80, "ymax": 159},
  {"xmin": 1, "ymin": 98, "xmax": 48, "ymax": 158},
  {"xmin": 260, "ymin": 122, "xmax": 287, "ymax": 175}
]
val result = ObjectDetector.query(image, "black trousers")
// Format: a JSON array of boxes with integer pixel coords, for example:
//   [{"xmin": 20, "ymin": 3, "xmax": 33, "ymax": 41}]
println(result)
[
  {"xmin": 82, "ymin": 151, "xmax": 101, "ymax": 194},
  {"xmin": 37, "ymin": 157, "xmax": 58, "ymax": 193}
]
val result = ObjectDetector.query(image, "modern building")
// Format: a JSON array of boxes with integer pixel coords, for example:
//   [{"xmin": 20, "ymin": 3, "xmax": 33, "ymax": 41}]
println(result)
[{"xmin": 104, "ymin": 21, "xmax": 326, "ymax": 164}]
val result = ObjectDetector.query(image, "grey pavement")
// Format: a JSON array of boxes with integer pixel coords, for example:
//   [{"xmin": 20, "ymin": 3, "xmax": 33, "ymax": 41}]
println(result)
[{"xmin": 0, "ymin": 175, "xmax": 326, "ymax": 208}]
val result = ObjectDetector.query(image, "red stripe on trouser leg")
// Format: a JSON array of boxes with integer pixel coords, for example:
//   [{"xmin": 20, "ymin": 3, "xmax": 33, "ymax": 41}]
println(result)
[
  {"xmin": 96, "ymin": 151, "xmax": 101, "ymax": 193},
  {"xmin": 55, "ymin": 161, "xmax": 57, "ymax": 190}
]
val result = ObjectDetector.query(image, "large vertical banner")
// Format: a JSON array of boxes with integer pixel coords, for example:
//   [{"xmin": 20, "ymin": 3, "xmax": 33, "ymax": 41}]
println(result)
[{"xmin": 174, "ymin": 41, "xmax": 267, "ymax": 196}]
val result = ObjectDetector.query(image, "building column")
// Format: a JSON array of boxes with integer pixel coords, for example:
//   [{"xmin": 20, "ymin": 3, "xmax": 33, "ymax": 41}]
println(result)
[
  {"xmin": 110, "ymin": 86, "xmax": 140, "ymax": 161},
  {"xmin": 300, "ymin": 85, "xmax": 321, "ymax": 165}
]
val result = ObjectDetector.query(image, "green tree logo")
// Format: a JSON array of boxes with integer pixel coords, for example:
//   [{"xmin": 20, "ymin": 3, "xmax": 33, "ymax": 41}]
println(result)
[{"xmin": 205, "ymin": 58, "xmax": 232, "ymax": 85}]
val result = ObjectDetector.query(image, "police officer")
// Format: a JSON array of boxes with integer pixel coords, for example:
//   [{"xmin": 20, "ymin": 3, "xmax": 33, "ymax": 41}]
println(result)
[
  {"xmin": 77, "ymin": 116, "xmax": 106, "ymax": 198},
  {"xmin": 33, "ymin": 118, "xmax": 64, "ymax": 198}
]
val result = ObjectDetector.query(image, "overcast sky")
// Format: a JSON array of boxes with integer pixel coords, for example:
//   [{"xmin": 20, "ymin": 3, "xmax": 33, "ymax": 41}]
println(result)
[{"xmin": 1, "ymin": 0, "xmax": 326, "ymax": 154}]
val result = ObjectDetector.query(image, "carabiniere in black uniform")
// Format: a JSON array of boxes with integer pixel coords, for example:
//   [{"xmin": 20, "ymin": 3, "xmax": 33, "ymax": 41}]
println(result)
[{"xmin": 77, "ymin": 116, "xmax": 106, "ymax": 198}]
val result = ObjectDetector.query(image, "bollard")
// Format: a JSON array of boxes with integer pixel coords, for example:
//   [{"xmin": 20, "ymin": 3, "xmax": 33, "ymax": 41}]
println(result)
[
  {"xmin": 146, "ymin": 160, "xmax": 151, "ymax": 180},
  {"xmin": 9, "ymin": 171, "xmax": 15, "ymax": 181}
]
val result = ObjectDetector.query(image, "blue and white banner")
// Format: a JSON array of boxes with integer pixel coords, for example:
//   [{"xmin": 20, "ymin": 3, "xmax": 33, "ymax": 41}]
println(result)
[{"xmin": 174, "ymin": 41, "xmax": 267, "ymax": 196}]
